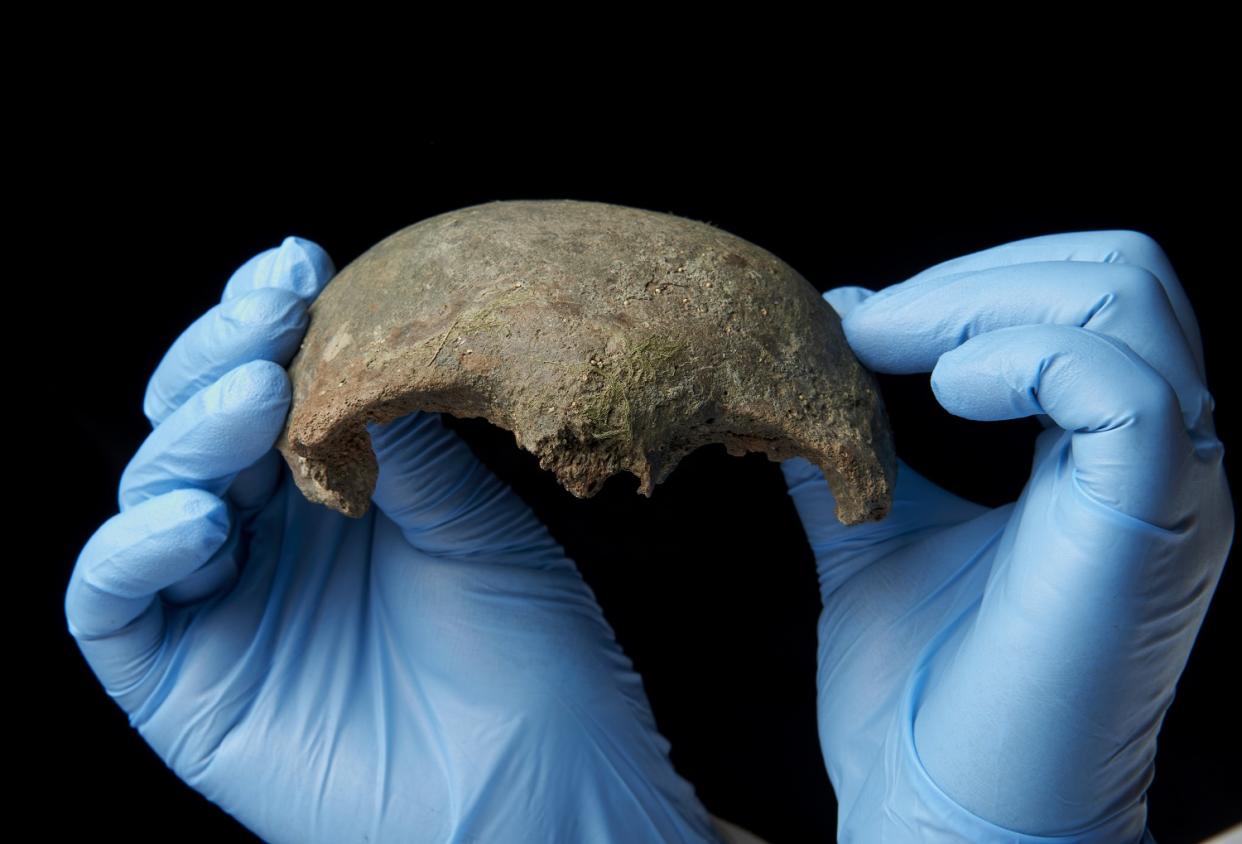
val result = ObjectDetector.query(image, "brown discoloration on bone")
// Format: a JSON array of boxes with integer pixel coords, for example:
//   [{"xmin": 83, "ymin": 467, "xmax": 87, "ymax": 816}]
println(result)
[{"xmin": 276, "ymin": 199, "xmax": 896, "ymax": 524}]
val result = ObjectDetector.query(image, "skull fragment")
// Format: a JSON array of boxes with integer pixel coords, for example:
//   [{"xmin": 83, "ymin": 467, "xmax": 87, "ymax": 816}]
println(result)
[{"xmin": 275, "ymin": 199, "xmax": 896, "ymax": 525}]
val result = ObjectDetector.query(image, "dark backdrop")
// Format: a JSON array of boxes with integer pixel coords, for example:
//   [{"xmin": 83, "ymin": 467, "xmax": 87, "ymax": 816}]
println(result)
[{"xmin": 38, "ymin": 136, "xmax": 1237, "ymax": 842}]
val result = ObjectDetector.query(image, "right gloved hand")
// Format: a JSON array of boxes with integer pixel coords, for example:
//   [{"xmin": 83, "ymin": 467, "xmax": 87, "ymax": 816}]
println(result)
[
  {"xmin": 781, "ymin": 230, "xmax": 1232, "ymax": 842},
  {"xmin": 65, "ymin": 236, "xmax": 723, "ymax": 844}
]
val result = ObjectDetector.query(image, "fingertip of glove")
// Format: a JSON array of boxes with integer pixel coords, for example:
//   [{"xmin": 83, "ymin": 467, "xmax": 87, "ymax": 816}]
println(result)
[
  {"xmin": 835, "ymin": 288, "xmax": 901, "ymax": 371},
  {"xmin": 222, "ymin": 285, "xmax": 308, "ymax": 328},
  {"xmin": 219, "ymin": 359, "xmax": 291, "ymax": 412},
  {"xmin": 161, "ymin": 488, "xmax": 232, "ymax": 537},
  {"xmin": 822, "ymin": 285, "xmax": 876, "ymax": 320},
  {"xmin": 223, "ymin": 235, "xmax": 336, "ymax": 303},
  {"xmin": 143, "ymin": 377, "xmax": 171, "ymax": 428},
  {"xmin": 278, "ymin": 236, "xmax": 336, "ymax": 301},
  {"xmin": 100, "ymin": 488, "xmax": 231, "ymax": 555}
]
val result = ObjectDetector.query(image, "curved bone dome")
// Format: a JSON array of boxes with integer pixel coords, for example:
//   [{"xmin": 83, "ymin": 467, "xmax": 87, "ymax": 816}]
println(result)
[{"xmin": 276, "ymin": 199, "xmax": 896, "ymax": 525}]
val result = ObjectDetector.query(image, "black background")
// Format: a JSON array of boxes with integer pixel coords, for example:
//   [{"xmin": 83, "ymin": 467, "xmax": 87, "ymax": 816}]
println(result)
[{"xmin": 37, "ymin": 135, "xmax": 1237, "ymax": 842}]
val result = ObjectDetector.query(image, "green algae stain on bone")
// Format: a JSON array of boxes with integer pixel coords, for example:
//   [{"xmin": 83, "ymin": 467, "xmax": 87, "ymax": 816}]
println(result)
[{"xmin": 578, "ymin": 334, "xmax": 690, "ymax": 443}]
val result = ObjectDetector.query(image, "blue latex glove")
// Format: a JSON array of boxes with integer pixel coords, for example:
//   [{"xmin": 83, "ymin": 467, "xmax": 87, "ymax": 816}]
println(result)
[
  {"xmin": 781, "ymin": 231, "xmax": 1234, "ymax": 842},
  {"xmin": 66, "ymin": 237, "xmax": 724, "ymax": 843}
]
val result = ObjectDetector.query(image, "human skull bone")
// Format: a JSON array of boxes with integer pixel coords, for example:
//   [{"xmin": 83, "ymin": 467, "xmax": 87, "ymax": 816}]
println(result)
[{"xmin": 275, "ymin": 199, "xmax": 896, "ymax": 525}]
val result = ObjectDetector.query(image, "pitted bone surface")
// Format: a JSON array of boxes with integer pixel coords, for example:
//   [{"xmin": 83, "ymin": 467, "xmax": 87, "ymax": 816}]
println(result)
[{"xmin": 275, "ymin": 199, "xmax": 896, "ymax": 525}]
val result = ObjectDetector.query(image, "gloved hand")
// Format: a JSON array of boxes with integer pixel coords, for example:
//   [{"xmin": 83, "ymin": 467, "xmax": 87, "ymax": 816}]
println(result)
[
  {"xmin": 65, "ymin": 237, "xmax": 724, "ymax": 844},
  {"xmin": 782, "ymin": 231, "xmax": 1233, "ymax": 842}
]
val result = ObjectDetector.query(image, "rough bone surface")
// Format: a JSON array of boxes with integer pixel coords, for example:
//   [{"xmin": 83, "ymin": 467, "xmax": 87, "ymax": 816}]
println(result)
[{"xmin": 276, "ymin": 199, "xmax": 896, "ymax": 525}]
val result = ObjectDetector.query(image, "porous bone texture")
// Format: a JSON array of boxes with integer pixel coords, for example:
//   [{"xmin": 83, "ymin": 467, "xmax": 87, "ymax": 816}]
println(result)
[{"xmin": 275, "ymin": 199, "xmax": 896, "ymax": 525}]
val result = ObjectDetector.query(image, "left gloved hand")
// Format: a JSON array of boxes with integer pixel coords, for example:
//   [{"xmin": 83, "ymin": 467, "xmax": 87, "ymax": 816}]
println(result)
[
  {"xmin": 782, "ymin": 230, "xmax": 1233, "ymax": 842},
  {"xmin": 65, "ymin": 236, "xmax": 722, "ymax": 844}
]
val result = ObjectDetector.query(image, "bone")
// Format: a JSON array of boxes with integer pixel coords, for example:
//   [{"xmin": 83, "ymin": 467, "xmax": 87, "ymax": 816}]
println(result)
[{"xmin": 275, "ymin": 199, "xmax": 896, "ymax": 525}]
